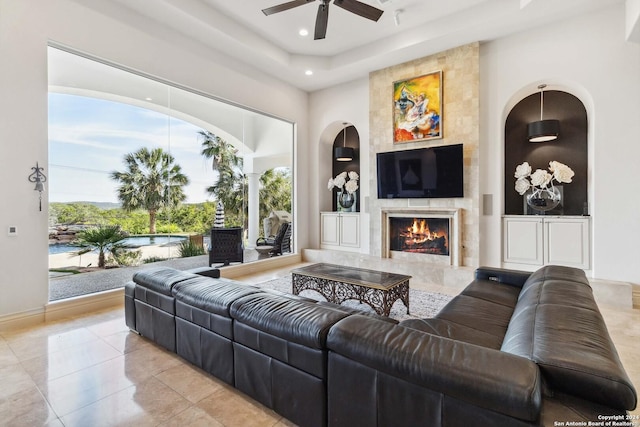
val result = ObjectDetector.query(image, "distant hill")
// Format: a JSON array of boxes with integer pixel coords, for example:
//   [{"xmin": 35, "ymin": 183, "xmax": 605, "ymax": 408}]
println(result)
[{"xmin": 54, "ymin": 201, "xmax": 122, "ymax": 210}]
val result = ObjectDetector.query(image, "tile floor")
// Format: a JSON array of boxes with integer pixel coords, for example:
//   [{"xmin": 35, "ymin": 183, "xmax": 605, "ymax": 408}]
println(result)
[{"xmin": 1, "ymin": 264, "xmax": 638, "ymax": 426}]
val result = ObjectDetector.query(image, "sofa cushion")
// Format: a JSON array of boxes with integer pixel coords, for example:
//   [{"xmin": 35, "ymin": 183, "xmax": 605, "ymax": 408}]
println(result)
[
  {"xmin": 230, "ymin": 293, "xmax": 350, "ymax": 349},
  {"xmin": 133, "ymin": 267, "xmax": 197, "ymax": 296},
  {"xmin": 435, "ymin": 294, "xmax": 515, "ymax": 339},
  {"xmin": 460, "ymin": 279, "xmax": 521, "ymax": 308},
  {"xmin": 172, "ymin": 276, "xmax": 261, "ymax": 317},
  {"xmin": 400, "ymin": 318, "xmax": 504, "ymax": 349}
]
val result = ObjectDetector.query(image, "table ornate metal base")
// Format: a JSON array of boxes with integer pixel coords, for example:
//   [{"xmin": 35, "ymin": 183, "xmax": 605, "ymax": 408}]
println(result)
[{"xmin": 291, "ymin": 263, "xmax": 410, "ymax": 317}]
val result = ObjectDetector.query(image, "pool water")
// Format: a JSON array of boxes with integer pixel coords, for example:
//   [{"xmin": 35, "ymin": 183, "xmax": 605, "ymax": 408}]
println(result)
[{"xmin": 49, "ymin": 235, "xmax": 187, "ymax": 254}]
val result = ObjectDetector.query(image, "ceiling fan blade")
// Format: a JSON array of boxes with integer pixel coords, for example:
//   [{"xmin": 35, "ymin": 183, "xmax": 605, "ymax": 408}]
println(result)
[
  {"xmin": 334, "ymin": 0, "xmax": 383, "ymax": 21},
  {"xmin": 262, "ymin": 0, "xmax": 315, "ymax": 16},
  {"xmin": 314, "ymin": 2, "xmax": 329, "ymax": 40}
]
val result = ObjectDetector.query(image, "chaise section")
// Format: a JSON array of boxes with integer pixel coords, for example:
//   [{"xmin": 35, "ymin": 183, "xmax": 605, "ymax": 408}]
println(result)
[
  {"xmin": 501, "ymin": 265, "xmax": 637, "ymax": 411},
  {"xmin": 327, "ymin": 314, "xmax": 543, "ymax": 426}
]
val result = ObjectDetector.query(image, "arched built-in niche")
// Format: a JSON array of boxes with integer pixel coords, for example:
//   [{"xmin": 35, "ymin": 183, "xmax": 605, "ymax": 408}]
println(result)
[
  {"xmin": 331, "ymin": 125, "xmax": 361, "ymax": 212},
  {"xmin": 504, "ymin": 91, "xmax": 588, "ymax": 215}
]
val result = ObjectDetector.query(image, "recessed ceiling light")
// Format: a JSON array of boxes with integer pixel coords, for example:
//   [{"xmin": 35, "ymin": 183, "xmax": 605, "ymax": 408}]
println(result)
[
  {"xmin": 145, "ymin": 97, "xmax": 153, "ymax": 101},
  {"xmin": 299, "ymin": 28, "xmax": 309, "ymax": 37},
  {"xmin": 305, "ymin": 70, "xmax": 313, "ymax": 76}
]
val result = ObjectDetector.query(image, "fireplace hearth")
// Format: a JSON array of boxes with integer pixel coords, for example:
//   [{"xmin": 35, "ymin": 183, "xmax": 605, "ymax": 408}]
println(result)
[{"xmin": 389, "ymin": 217, "xmax": 449, "ymax": 255}]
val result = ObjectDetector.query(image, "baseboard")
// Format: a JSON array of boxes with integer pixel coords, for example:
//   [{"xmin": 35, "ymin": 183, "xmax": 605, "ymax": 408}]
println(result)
[
  {"xmin": 45, "ymin": 288, "xmax": 124, "ymax": 322},
  {"xmin": 0, "ymin": 307, "xmax": 46, "ymax": 332},
  {"xmin": 218, "ymin": 253, "xmax": 301, "ymax": 279}
]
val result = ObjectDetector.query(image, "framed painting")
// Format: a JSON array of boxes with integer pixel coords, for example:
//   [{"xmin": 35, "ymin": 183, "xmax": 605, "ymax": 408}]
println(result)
[{"xmin": 393, "ymin": 71, "xmax": 443, "ymax": 143}]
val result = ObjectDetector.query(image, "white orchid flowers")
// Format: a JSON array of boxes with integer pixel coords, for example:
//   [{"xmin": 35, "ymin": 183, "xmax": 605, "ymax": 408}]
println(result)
[
  {"xmin": 328, "ymin": 171, "xmax": 359, "ymax": 194},
  {"xmin": 514, "ymin": 161, "xmax": 574, "ymax": 195}
]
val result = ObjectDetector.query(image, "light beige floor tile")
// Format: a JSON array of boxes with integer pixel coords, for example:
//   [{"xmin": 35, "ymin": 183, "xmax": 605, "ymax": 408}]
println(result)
[
  {"xmin": 159, "ymin": 405, "xmax": 225, "ymax": 427},
  {"xmin": 155, "ymin": 362, "xmax": 225, "ymax": 403},
  {"xmin": 0, "ymin": 341, "xmax": 19, "ymax": 366},
  {"xmin": 39, "ymin": 354, "xmax": 146, "ymax": 416},
  {"xmin": 119, "ymin": 340, "xmax": 184, "ymax": 377},
  {"xmin": 0, "ymin": 385, "xmax": 59, "ymax": 427},
  {"xmin": 21, "ymin": 338, "xmax": 121, "ymax": 384},
  {"xmin": 7, "ymin": 327, "xmax": 100, "ymax": 361},
  {"xmin": 0, "ymin": 364, "xmax": 38, "ymax": 401},
  {"xmin": 60, "ymin": 376, "xmax": 192, "ymax": 427},
  {"xmin": 86, "ymin": 316, "xmax": 130, "ymax": 338},
  {"xmin": 101, "ymin": 328, "xmax": 155, "ymax": 354},
  {"xmin": 195, "ymin": 386, "xmax": 283, "ymax": 427}
]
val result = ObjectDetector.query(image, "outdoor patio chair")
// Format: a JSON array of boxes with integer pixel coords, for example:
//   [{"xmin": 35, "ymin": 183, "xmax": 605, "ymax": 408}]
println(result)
[{"xmin": 256, "ymin": 221, "xmax": 291, "ymax": 256}]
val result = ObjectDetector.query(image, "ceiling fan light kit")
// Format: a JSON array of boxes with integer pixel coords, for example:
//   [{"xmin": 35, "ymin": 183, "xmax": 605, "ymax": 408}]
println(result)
[{"xmin": 263, "ymin": 0, "xmax": 384, "ymax": 40}]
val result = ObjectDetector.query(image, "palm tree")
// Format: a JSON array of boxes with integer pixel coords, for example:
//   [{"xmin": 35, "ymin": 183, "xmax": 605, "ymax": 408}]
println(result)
[
  {"xmin": 200, "ymin": 131, "xmax": 246, "ymax": 226},
  {"xmin": 259, "ymin": 168, "xmax": 292, "ymax": 226},
  {"xmin": 111, "ymin": 147, "xmax": 189, "ymax": 234},
  {"xmin": 74, "ymin": 225, "xmax": 128, "ymax": 268}
]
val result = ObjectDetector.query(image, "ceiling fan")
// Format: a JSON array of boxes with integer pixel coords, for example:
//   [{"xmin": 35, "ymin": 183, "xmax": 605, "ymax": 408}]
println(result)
[{"xmin": 262, "ymin": 0, "xmax": 384, "ymax": 40}]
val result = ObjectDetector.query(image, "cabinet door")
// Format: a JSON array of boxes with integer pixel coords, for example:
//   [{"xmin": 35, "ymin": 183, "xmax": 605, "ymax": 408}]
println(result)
[
  {"xmin": 321, "ymin": 213, "xmax": 340, "ymax": 246},
  {"xmin": 503, "ymin": 217, "xmax": 543, "ymax": 265},
  {"xmin": 544, "ymin": 218, "xmax": 590, "ymax": 269},
  {"xmin": 339, "ymin": 214, "xmax": 360, "ymax": 248}
]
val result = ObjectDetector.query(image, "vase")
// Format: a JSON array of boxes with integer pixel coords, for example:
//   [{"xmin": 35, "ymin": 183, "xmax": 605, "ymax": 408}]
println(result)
[
  {"xmin": 338, "ymin": 191, "xmax": 355, "ymax": 210},
  {"xmin": 526, "ymin": 186, "xmax": 562, "ymax": 213}
]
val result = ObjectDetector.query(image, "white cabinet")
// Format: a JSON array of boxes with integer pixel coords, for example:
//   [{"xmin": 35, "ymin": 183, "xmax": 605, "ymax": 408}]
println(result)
[
  {"xmin": 321, "ymin": 212, "xmax": 360, "ymax": 251},
  {"xmin": 503, "ymin": 216, "xmax": 590, "ymax": 270}
]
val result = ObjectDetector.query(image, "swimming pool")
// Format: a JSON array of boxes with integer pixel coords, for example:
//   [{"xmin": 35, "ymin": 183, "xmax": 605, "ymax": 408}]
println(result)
[{"xmin": 48, "ymin": 235, "xmax": 188, "ymax": 254}]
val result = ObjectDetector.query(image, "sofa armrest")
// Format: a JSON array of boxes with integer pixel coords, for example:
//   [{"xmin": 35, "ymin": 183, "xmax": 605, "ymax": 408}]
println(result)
[
  {"xmin": 327, "ymin": 315, "xmax": 542, "ymax": 422},
  {"xmin": 475, "ymin": 266, "xmax": 531, "ymax": 288}
]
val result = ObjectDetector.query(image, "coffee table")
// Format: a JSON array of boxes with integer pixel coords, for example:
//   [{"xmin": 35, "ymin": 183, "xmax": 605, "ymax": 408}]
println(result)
[{"xmin": 291, "ymin": 263, "xmax": 411, "ymax": 317}]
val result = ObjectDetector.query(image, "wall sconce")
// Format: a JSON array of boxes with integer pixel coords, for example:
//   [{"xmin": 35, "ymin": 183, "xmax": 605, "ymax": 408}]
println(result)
[
  {"xmin": 28, "ymin": 162, "xmax": 47, "ymax": 211},
  {"xmin": 528, "ymin": 84, "xmax": 559, "ymax": 142},
  {"xmin": 335, "ymin": 123, "xmax": 354, "ymax": 162}
]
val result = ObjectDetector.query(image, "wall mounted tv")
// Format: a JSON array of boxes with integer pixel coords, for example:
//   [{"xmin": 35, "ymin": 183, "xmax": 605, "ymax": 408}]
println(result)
[{"xmin": 376, "ymin": 144, "xmax": 464, "ymax": 199}]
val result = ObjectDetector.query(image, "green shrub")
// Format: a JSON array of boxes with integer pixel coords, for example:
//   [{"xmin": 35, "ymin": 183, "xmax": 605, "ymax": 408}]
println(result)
[
  {"xmin": 142, "ymin": 256, "xmax": 168, "ymax": 264},
  {"xmin": 178, "ymin": 239, "xmax": 206, "ymax": 257},
  {"xmin": 155, "ymin": 223, "xmax": 183, "ymax": 234},
  {"xmin": 109, "ymin": 248, "xmax": 142, "ymax": 267}
]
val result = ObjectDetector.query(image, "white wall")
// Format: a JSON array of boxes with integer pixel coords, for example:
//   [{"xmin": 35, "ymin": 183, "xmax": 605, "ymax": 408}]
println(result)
[
  {"xmin": 480, "ymin": 4, "xmax": 640, "ymax": 283},
  {"xmin": 308, "ymin": 78, "xmax": 370, "ymax": 250},
  {"xmin": 0, "ymin": 0, "xmax": 309, "ymax": 317}
]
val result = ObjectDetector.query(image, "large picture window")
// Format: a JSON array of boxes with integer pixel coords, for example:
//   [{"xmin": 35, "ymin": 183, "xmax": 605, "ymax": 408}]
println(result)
[{"xmin": 47, "ymin": 46, "xmax": 294, "ymax": 300}]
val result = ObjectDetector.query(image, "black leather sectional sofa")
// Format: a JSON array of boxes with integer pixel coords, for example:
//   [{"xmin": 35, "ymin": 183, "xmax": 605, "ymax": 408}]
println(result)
[{"xmin": 124, "ymin": 264, "xmax": 637, "ymax": 426}]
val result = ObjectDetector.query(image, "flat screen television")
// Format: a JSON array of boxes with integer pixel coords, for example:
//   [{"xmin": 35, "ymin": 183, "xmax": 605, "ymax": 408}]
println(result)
[{"xmin": 376, "ymin": 144, "xmax": 464, "ymax": 199}]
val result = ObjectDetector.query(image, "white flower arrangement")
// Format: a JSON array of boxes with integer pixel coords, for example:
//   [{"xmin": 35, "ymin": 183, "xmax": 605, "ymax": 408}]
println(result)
[
  {"xmin": 328, "ymin": 171, "xmax": 359, "ymax": 194},
  {"xmin": 514, "ymin": 161, "xmax": 574, "ymax": 195}
]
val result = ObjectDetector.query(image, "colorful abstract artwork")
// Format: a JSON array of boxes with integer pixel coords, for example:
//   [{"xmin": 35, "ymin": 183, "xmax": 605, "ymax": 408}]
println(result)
[{"xmin": 393, "ymin": 71, "xmax": 443, "ymax": 143}]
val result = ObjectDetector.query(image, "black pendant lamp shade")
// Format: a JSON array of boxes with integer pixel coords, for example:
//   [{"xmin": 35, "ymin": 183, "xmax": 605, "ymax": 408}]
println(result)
[
  {"xmin": 528, "ymin": 119, "xmax": 560, "ymax": 143},
  {"xmin": 335, "ymin": 146, "xmax": 354, "ymax": 162},
  {"xmin": 528, "ymin": 84, "xmax": 559, "ymax": 143},
  {"xmin": 335, "ymin": 123, "xmax": 353, "ymax": 161}
]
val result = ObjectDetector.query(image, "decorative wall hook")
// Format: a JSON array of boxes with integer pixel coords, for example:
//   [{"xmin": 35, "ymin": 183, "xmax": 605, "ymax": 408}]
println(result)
[{"xmin": 28, "ymin": 162, "xmax": 47, "ymax": 211}]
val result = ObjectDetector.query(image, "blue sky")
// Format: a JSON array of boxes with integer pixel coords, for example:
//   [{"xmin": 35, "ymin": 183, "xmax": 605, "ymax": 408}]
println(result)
[{"xmin": 48, "ymin": 93, "xmax": 218, "ymax": 204}]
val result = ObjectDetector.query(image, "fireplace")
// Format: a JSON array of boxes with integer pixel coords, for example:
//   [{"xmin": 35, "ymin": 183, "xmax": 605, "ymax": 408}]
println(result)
[
  {"xmin": 381, "ymin": 208, "xmax": 461, "ymax": 266},
  {"xmin": 389, "ymin": 217, "xmax": 449, "ymax": 256}
]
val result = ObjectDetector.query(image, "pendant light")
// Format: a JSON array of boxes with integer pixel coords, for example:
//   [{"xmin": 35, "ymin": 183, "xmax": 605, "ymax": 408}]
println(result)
[
  {"xmin": 335, "ymin": 123, "xmax": 354, "ymax": 162},
  {"xmin": 528, "ymin": 84, "xmax": 560, "ymax": 143}
]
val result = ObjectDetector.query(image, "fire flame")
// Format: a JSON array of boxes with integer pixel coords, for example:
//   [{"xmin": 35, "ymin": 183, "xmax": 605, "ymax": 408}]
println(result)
[{"xmin": 400, "ymin": 219, "xmax": 447, "ymax": 247}]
